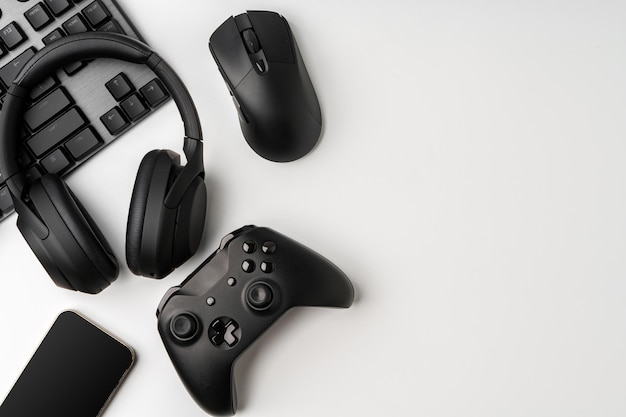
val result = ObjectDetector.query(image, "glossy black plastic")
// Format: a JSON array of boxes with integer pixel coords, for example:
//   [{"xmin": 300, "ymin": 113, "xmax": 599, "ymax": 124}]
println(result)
[
  {"xmin": 209, "ymin": 11, "xmax": 322, "ymax": 162},
  {"xmin": 157, "ymin": 225, "xmax": 354, "ymax": 415}
]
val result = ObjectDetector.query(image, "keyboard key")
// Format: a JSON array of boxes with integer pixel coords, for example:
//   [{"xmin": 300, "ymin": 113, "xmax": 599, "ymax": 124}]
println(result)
[
  {"xmin": 25, "ymin": 3, "xmax": 53, "ymax": 31},
  {"xmin": 0, "ymin": 47, "xmax": 36, "ymax": 88},
  {"xmin": 121, "ymin": 94, "xmax": 148, "ymax": 121},
  {"xmin": 0, "ymin": 186, "xmax": 14, "ymax": 215},
  {"xmin": 23, "ymin": 166, "xmax": 43, "ymax": 183},
  {"xmin": 100, "ymin": 107, "xmax": 129, "ymax": 135},
  {"xmin": 0, "ymin": 22, "xmax": 27, "ymax": 50},
  {"xmin": 98, "ymin": 19, "xmax": 124, "ymax": 34},
  {"xmin": 65, "ymin": 127, "xmax": 101, "ymax": 159},
  {"xmin": 18, "ymin": 149, "xmax": 34, "ymax": 167},
  {"xmin": 25, "ymin": 87, "xmax": 73, "ymax": 131},
  {"xmin": 30, "ymin": 75, "xmax": 59, "ymax": 100},
  {"xmin": 64, "ymin": 61, "xmax": 86, "ymax": 76},
  {"xmin": 42, "ymin": 28, "xmax": 65, "ymax": 45},
  {"xmin": 27, "ymin": 108, "xmax": 86, "ymax": 157},
  {"xmin": 140, "ymin": 79, "xmax": 169, "ymax": 107},
  {"xmin": 44, "ymin": 0, "xmax": 72, "ymax": 16},
  {"xmin": 63, "ymin": 13, "xmax": 89, "ymax": 34},
  {"xmin": 41, "ymin": 149, "xmax": 71, "ymax": 174},
  {"xmin": 81, "ymin": 1, "xmax": 110, "ymax": 28},
  {"xmin": 105, "ymin": 72, "xmax": 133, "ymax": 101}
]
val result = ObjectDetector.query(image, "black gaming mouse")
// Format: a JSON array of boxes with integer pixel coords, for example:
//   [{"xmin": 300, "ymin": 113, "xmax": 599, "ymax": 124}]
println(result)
[{"xmin": 209, "ymin": 11, "xmax": 322, "ymax": 162}]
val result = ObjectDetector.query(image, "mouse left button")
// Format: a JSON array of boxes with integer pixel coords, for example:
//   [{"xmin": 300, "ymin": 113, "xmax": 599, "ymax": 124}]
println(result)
[{"xmin": 209, "ymin": 17, "xmax": 253, "ymax": 87}]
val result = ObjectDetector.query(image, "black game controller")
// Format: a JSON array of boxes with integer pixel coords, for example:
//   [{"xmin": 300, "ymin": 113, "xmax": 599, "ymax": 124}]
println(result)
[{"xmin": 157, "ymin": 225, "xmax": 354, "ymax": 415}]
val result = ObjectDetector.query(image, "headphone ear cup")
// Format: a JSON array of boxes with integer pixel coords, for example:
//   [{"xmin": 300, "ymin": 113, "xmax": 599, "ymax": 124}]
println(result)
[
  {"xmin": 126, "ymin": 149, "xmax": 180, "ymax": 278},
  {"xmin": 126, "ymin": 150, "xmax": 160, "ymax": 275},
  {"xmin": 172, "ymin": 174, "xmax": 207, "ymax": 267},
  {"xmin": 22, "ymin": 174, "xmax": 118, "ymax": 293},
  {"xmin": 126, "ymin": 149, "xmax": 207, "ymax": 277}
]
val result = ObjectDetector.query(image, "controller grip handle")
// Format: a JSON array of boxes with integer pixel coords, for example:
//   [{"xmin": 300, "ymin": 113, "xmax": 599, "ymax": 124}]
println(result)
[{"xmin": 183, "ymin": 360, "xmax": 236, "ymax": 416}]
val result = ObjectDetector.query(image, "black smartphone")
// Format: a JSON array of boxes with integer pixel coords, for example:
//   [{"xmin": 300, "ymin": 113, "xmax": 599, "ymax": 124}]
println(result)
[{"xmin": 0, "ymin": 310, "xmax": 135, "ymax": 417}]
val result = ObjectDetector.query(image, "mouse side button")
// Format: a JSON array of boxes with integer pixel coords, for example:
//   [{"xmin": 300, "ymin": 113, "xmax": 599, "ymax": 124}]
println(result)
[{"xmin": 209, "ymin": 17, "xmax": 253, "ymax": 87}]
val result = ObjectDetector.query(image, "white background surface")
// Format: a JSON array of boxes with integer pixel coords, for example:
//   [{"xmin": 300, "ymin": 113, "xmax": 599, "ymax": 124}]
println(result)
[{"xmin": 2, "ymin": 0, "xmax": 626, "ymax": 416}]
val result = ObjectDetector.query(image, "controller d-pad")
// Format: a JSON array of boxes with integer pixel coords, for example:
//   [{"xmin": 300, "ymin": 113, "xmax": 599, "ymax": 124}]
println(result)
[{"xmin": 209, "ymin": 317, "xmax": 241, "ymax": 349}]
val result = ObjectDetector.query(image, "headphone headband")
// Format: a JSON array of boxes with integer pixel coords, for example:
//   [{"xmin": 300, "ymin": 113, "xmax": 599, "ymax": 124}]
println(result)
[{"xmin": 0, "ymin": 32, "xmax": 203, "ymax": 195}]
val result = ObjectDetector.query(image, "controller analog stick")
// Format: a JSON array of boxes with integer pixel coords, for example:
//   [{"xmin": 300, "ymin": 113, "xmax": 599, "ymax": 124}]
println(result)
[
  {"xmin": 246, "ymin": 282, "xmax": 273, "ymax": 311},
  {"xmin": 170, "ymin": 313, "xmax": 199, "ymax": 342}
]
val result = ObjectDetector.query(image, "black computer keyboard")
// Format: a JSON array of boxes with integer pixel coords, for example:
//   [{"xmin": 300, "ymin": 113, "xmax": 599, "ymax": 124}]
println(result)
[{"xmin": 0, "ymin": 0, "xmax": 170, "ymax": 222}]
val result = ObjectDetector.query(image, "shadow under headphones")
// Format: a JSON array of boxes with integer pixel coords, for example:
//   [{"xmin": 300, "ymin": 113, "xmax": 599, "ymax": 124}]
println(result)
[{"xmin": 0, "ymin": 32, "xmax": 207, "ymax": 294}]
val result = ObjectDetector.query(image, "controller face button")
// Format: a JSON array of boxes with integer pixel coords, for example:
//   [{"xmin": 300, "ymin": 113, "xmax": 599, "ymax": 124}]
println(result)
[
  {"xmin": 260, "ymin": 261, "xmax": 274, "ymax": 273},
  {"xmin": 209, "ymin": 317, "xmax": 241, "ymax": 349},
  {"xmin": 227, "ymin": 277, "xmax": 237, "ymax": 286},
  {"xmin": 242, "ymin": 260, "xmax": 256, "ymax": 273},
  {"xmin": 246, "ymin": 281, "xmax": 274, "ymax": 311},
  {"xmin": 242, "ymin": 241, "xmax": 257, "ymax": 253},
  {"xmin": 206, "ymin": 296, "xmax": 216, "ymax": 306},
  {"xmin": 262, "ymin": 241, "xmax": 277, "ymax": 254},
  {"xmin": 170, "ymin": 313, "xmax": 200, "ymax": 342}
]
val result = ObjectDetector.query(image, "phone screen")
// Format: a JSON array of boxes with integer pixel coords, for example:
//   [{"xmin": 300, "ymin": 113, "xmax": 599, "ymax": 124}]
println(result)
[{"xmin": 0, "ymin": 311, "xmax": 135, "ymax": 417}]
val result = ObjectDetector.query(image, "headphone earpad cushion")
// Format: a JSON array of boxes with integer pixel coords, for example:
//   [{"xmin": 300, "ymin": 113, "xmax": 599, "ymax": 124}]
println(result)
[
  {"xmin": 27, "ymin": 174, "xmax": 118, "ymax": 293},
  {"xmin": 172, "ymin": 175, "xmax": 207, "ymax": 267},
  {"xmin": 126, "ymin": 150, "xmax": 160, "ymax": 275}
]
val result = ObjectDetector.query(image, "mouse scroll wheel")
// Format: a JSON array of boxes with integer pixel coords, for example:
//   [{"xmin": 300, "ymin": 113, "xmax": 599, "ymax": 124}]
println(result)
[{"xmin": 242, "ymin": 29, "xmax": 261, "ymax": 54}]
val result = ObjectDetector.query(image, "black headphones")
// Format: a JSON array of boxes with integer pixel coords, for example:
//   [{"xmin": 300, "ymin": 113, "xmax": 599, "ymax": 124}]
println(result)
[{"xmin": 0, "ymin": 33, "xmax": 207, "ymax": 294}]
